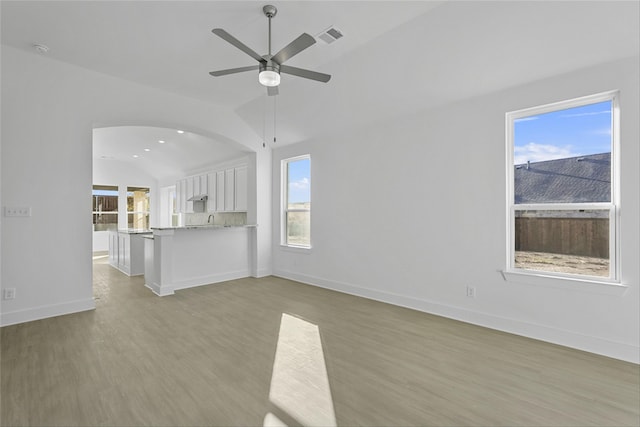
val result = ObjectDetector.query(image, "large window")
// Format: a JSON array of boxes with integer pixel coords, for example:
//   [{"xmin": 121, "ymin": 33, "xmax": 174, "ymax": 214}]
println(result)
[
  {"xmin": 92, "ymin": 185, "xmax": 118, "ymax": 231},
  {"xmin": 506, "ymin": 91, "xmax": 619, "ymax": 281},
  {"xmin": 127, "ymin": 186, "xmax": 150, "ymax": 230},
  {"xmin": 282, "ymin": 155, "xmax": 311, "ymax": 248}
]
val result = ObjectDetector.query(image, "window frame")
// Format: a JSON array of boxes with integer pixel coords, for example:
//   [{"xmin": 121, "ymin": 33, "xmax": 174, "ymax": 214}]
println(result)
[
  {"xmin": 126, "ymin": 186, "xmax": 151, "ymax": 230},
  {"xmin": 281, "ymin": 154, "xmax": 311, "ymax": 249},
  {"xmin": 505, "ymin": 91, "xmax": 620, "ymax": 284},
  {"xmin": 92, "ymin": 185, "xmax": 119, "ymax": 232}
]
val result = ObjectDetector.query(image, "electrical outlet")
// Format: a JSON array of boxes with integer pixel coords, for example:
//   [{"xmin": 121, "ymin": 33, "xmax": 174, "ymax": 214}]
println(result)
[
  {"xmin": 4, "ymin": 207, "xmax": 31, "ymax": 217},
  {"xmin": 466, "ymin": 286, "xmax": 476, "ymax": 298},
  {"xmin": 3, "ymin": 288, "xmax": 16, "ymax": 300}
]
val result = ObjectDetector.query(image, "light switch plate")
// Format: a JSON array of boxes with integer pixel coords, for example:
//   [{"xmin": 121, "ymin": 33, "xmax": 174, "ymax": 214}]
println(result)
[{"xmin": 4, "ymin": 207, "xmax": 31, "ymax": 217}]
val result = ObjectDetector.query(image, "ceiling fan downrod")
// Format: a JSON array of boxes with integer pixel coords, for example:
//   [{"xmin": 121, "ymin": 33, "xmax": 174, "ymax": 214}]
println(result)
[{"xmin": 263, "ymin": 5, "xmax": 277, "ymax": 57}]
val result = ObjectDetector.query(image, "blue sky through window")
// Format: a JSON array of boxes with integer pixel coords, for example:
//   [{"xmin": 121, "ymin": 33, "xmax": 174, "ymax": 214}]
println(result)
[
  {"xmin": 514, "ymin": 100, "xmax": 611, "ymax": 165},
  {"xmin": 93, "ymin": 189, "xmax": 118, "ymax": 196},
  {"xmin": 288, "ymin": 158, "xmax": 310, "ymax": 204}
]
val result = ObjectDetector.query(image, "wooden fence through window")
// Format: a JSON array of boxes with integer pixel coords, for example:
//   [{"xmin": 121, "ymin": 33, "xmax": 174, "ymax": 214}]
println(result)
[{"xmin": 515, "ymin": 217, "xmax": 609, "ymax": 259}]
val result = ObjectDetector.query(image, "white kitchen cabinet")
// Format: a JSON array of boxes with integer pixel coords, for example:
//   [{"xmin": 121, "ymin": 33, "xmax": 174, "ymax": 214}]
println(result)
[
  {"xmin": 191, "ymin": 175, "xmax": 199, "ymax": 198},
  {"xmin": 186, "ymin": 177, "xmax": 194, "ymax": 213},
  {"xmin": 207, "ymin": 172, "xmax": 217, "ymax": 212},
  {"xmin": 199, "ymin": 174, "xmax": 208, "ymax": 196},
  {"xmin": 234, "ymin": 165, "xmax": 248, "ymax": 211},
  {"xmin": 216, "ymin": 170, "xmax": 225, "ymax": 212},
  {"xmin": 224, "ymin": 169, "xmax": 235, "ymax": 212},
  {"xmin": 176, "ymin": 179, "xmax": 188, "ymax": 213},
  {"xmin": 177, "ymin": 167, "xmax": 246, "ymax": 214},
  {"xmin": 177, "ymin": 173, "xmax": 208, "ymax": 214},
  {"xmin": 109, "ymin": 231, "xmax": 148, "ymax": 276}
]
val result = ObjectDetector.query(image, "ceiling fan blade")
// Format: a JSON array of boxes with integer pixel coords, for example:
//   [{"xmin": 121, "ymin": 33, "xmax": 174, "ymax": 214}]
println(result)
[
  {"xmin": 271, "ymin": 33, "xmax": 316, "ymax": 65},
  {"xmin": 280, "ymin": 65, "xmax": 331, "ymax": 83},
  {"xmin": 209, "ymin": 65, "xmax": 259, "ymax": 77},
  {"xmin": 267, "ymin": 86, "xmax": 279, "ymax": 96},
  {"xmin": 212, "ymin": 28, "xmax": 265, "ymax": 63}
]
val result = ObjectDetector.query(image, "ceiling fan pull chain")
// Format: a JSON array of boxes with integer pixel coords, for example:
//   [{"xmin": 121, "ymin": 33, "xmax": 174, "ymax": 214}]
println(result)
[
  {"xmin": 273, "ymin": 96, "xmax": 277, "ymax": 144},
  {"xmin": 263, "ymin": 94, "xmax": 267, "ymax": 148}
]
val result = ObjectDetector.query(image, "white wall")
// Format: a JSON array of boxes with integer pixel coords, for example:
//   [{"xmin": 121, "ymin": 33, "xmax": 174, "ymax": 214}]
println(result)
[
  {"xmin": 272, "ymin": 57, "xmax": 640, "ymax": 363},
  {"xmin": 92, "ymin": 157, "xmax": 159, "ymax": 251},
  {"xmin": 0, "ymin": 46, "xmax": 268, "ymax": 326}
]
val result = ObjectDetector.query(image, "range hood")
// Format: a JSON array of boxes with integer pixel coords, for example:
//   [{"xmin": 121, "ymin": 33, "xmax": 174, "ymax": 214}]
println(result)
[{"xmin": 187, "ymin": 194, "xmax": 208, "ymax": 202}]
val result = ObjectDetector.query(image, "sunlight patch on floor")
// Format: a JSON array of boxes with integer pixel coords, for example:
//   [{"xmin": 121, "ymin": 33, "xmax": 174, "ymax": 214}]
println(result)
[{"xmin": 266, "ymin": 313, "xmax": 337, "ymax": 427}]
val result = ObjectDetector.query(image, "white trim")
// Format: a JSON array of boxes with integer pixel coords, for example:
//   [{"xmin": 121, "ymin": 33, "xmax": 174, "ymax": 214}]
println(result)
[
  {"xmin": 252, "ymin": 267, "xmax": 273, "ymax": 278},
  {"xmin": 279, "ymin": 244, "xmax": 313, "ymax": 253},
  {"xmin": 273, "ymin": 269, "xmax": 639, "ymax": 363},
  {"xmin": 171, "ymin": 269, "xmax": 250, "ymax": 292},
  {"xmin": 505, "ymin": 90, "xmax": 620, "ymax": 282},
  {"xmin": 146, "ymin": 270, "xmax": 251, "ymax": 296},
  {"xmin": 507, "ymin": 90, "xmax": 620, "ymax": 120},
  {"xmin": 1, "ymin": 298, "xmax": 96, "ymax": 327},
  {"xmin": 145, "ymin": 281, "xmax": 174, "ymax": 297},
  {"xmin": 501, "ymin": 270, "xmax": 626, "ymax": 294}
]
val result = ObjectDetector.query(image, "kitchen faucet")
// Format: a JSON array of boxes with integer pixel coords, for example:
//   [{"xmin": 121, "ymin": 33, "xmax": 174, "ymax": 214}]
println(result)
[{"xmin": 208, "ymin": 214, "xmax": 214, "ymax": 224}]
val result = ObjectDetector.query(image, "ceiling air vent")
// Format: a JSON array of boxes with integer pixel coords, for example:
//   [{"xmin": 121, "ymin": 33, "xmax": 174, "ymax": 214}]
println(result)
[{"xmin": 316, "ymin": 26, "xmax": 344, "ymax": 44}]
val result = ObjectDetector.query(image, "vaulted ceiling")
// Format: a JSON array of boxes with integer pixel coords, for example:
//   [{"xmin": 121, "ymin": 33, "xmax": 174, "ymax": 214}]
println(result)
[{"xmin": 2, "ymin": 1, "xmax": 639, "ymax": 179}]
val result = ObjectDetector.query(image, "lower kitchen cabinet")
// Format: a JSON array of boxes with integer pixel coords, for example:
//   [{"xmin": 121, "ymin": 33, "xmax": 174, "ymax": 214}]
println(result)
[{"xmin": 109, "ymin": 230, "xmax": 149, "ymax": 276}]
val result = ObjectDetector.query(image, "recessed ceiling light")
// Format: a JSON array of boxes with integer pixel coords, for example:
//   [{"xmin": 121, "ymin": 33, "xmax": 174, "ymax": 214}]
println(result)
[
  {"xmin": 132, "ymin": 154, "xmax": 139, "ymax": 158},
  {"xmin": 144, "ymin": 148, "xmax": 151, "ymax": 152},
  {"xmin": 176, "ymin": 130, "xmax": 184, "ymax": 134},
  {"xmin": 158, "ymin": 140, "xmax": 165, "ymax": 144}
]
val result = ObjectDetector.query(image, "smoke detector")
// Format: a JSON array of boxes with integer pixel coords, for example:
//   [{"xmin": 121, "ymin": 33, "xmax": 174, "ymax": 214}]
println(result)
[{"xmin": 316, "ymin": 26, "xmax": 344, "ymax": 44}]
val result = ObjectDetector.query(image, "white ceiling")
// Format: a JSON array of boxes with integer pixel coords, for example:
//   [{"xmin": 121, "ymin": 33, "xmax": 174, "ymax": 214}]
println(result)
[
  {"xmin": 2, "ymin": 1, "xmax": 639, "ymax": 179},
  {"xmin": 93, "ymin": 126, "xmax": 249, "ymax": 182}
]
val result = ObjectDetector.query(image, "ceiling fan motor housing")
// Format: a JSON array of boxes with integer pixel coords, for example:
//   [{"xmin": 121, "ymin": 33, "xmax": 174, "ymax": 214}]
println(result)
[{"xmin": 263, "ymin": 5, "xmax": 277, "ymax": 18}]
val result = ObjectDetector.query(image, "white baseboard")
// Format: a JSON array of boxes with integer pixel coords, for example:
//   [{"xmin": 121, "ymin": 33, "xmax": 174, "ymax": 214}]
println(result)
[
  {"xmin": 253, "ymin": 267, "xmax": 273, "ymax": 278},
  {"xmin": 145, "ymin": 282, "xmax": 174, "ymax": 297},
  {"xmin": 1, "ymin": 298, "xmax": 96, "ymax": 327},
  {"xmin": 172, "ymin": 269, "xmax": 250, "ymax": 292},
  {"xmin": 274, "ymin": 269, "xmax": 639, "ymax": 364},
  {"xmin": 146, "ymin": 270, "xmax": 251, "ymax": 297}
]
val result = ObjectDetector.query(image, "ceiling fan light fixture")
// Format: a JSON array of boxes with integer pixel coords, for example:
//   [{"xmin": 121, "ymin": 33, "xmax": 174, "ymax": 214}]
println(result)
[{"xmin": 259, "ymin": 69, "xmax": 280, "ymax": 87}]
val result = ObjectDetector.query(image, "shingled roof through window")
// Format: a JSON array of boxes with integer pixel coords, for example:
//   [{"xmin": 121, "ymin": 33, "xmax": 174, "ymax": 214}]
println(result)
[{"xmin": 514, "ymin": 152, "xmax": 610, "ymax": 203}]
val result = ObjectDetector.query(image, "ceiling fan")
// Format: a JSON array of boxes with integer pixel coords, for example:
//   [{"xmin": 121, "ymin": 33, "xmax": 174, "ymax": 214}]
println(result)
[{"xmin": 209, "ymin": 4, "xmax": 331, "ymax": 96}]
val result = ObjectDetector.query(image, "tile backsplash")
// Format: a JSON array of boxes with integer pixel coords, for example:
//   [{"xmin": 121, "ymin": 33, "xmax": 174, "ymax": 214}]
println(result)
[{"xmin": 184, "ymin": 212, "xmax": 247, "ymax": 226}]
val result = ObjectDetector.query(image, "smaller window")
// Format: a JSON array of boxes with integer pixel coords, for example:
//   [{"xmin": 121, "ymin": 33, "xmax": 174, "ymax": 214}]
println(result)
[
  {"xmin": 127, "ymin": 186, "xmax": 150, "ymax": 230},
  {"xmin": 282, "ymin": 156, "xmax": 311, "ymax": 248},
  {"xmin": 92, "ymin": 185, "xmax": 118, "ymax": 232}
]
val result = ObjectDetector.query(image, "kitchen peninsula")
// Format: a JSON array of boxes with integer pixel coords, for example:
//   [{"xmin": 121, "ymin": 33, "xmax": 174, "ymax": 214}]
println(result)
[{"xmin": 144, "ymin": 224, "xmax": 256, "ymax": 296}]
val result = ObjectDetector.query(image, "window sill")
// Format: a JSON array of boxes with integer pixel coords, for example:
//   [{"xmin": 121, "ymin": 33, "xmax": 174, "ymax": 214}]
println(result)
[
  {"xmin": 500, "ymin": 269, "xmax": 627, "ymax": 296},
  {"xmin": 280, "ymin": 244, "xmax": 312, "ymax": 254}
]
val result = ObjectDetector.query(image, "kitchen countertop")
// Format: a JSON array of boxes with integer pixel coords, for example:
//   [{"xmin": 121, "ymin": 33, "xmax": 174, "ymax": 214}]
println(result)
[
  {"xmin": 114, "ymin": 229, "xmax": 153, "ymax": 234},
  {"xmin": 151, "ymin": 224, "xmax": 257, "ymax": 231}
]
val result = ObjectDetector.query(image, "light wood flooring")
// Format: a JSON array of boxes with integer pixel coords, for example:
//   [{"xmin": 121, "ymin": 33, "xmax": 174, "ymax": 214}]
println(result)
[{"xmin": 1, "ymin": 255, "xmax": 639, "ymax": 426}]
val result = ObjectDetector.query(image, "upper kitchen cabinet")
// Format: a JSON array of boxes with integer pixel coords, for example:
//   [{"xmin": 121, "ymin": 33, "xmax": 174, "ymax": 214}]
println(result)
[
  {"xmin": 176, "ymin": 178, "xmax": 188, "ymax": 213},
  {"xmin": 206, "ymin": 165, "xmax": 248, "ymax": 213},
  {"xmin": 224, "ymin": 168, "xmax": 235, "ymax": 212},
  {"xmin": 193, "ymin": 174, "xmax": 207, "ymax": 198},
  {"xmin": 207, "ymin": 172, "xmax": 217, "ymax": 213},
  {"xmin": 234, "ymin": 165, "xmax": 248, "ymax": 212},
  {"xmin": 178, "ymin": 164, "xmax": 247, "ymax": 214},
  {"xmin": 176, "ymin": 173, "xmax": 209, "ymax": 214},
  {"xmin": 215, "ymin": 170, "xmax": 225, "ymax": 212}
]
